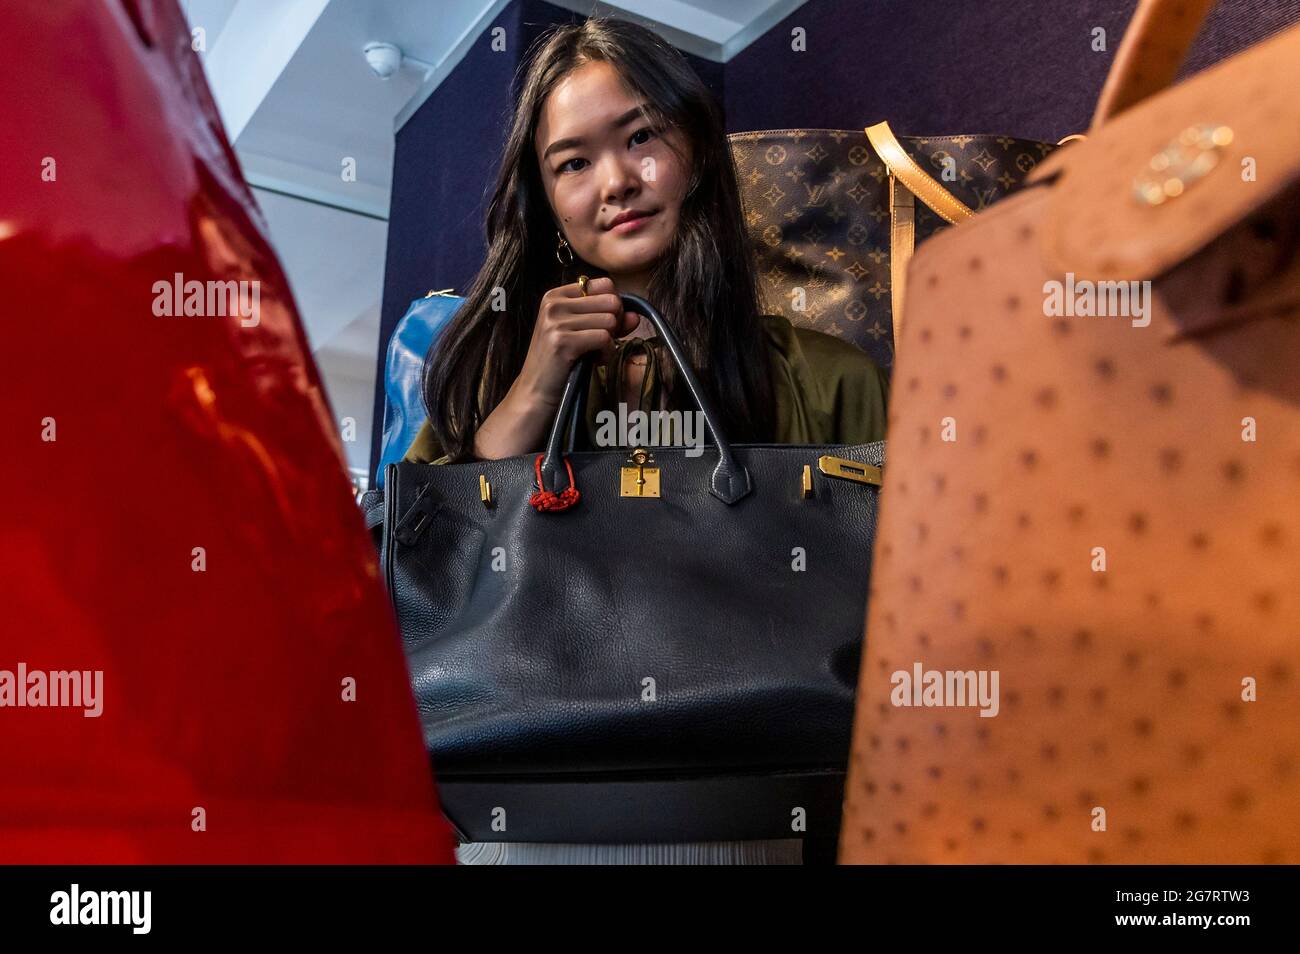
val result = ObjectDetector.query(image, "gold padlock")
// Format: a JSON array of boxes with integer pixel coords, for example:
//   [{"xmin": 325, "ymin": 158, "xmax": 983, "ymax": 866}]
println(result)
[{"xmin": 620, "ymin": 446, "xmax": 660, "ymax": 498}]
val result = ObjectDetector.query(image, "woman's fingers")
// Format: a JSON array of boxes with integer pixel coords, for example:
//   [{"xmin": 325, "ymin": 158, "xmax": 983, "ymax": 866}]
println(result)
[
  {"xmin": 561, "ymin": 276, "xmax": 617, "ymax": 298},
  {"xmin": 560, "ymin": 328, "xmax": 615, "ymax": 360},
  {"xmin": 541, "ymin": 277, "xmax": 635, "ymax": 362},
  {"xmin": 557, "ymin": 292, "xmax": 623, "ymax": 315},
  {"xmin": 548, "ymin": 283, "xmax": 623, "ymax": 333},
  {"xmin": 617, "ymin": 307, "xmax": 644, "ymax": 337},
  {"xmin": 553, "ymin": 281, "xmax": 642, "ymax": 337},
  {"xmin": 555, "ymin": 311, "xmax": 622, "ymax": 332}
]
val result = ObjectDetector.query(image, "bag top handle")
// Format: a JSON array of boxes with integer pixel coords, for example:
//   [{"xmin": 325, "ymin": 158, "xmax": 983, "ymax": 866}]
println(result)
[
  {"xmin": 1090, "ymin": 0, "xmax": 1218, "ymax": 130},
  {"xmin": 538, "ymin": 293, "xmax": 753, "ymax": 505},
  {"xmin": 864, "ymin": 121, "xmax": 974, "ymax": 225}
]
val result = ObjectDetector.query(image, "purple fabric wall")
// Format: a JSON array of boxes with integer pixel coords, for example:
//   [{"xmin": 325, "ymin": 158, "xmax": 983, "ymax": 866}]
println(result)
[{"xmin": 724, "ymin": 0, "xmax": 1300, "ymax": 141}]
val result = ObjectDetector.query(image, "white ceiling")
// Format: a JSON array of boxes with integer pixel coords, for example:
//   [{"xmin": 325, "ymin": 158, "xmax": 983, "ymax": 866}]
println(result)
[{"xmin": 180, "ymin": 0, "xmax": 805, "ymax": 473}]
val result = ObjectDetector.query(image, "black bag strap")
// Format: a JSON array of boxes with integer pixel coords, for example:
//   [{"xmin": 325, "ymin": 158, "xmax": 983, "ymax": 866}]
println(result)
[
  {"xmin": 561, "ymin": 353, "xmax": 592, "ymax": 455},
  {"xmin": 539, "ymin": 293, "xmax": 752, "ymax": 505}
]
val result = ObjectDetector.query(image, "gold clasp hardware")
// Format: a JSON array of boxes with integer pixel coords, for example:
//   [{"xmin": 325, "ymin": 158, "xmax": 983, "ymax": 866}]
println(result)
[
  {"xmin": 479, "ymin": 474, "xmax": 493, "ymax": 507},
  {"xmin": 1134, "ymin": 123, "xmax": 1233, "ymax": 207},
  {"xmin": 816, "ymin": 455, "xmax": 882, "ymax": 487},
  {"xmin": 619, "ymin": 446, "xmax": 660, "ymax": 498},
  {"xmin": 801, "ymin": 464, "xmax": 813, "ymax": 498}
]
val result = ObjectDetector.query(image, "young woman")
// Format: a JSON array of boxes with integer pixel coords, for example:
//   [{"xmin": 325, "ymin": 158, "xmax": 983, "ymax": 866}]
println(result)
[
  {"xmin": 405, "ymin": 17, "xmax": 888, "ymax": 467},
  {"xmin": 404, "ymin": 17, "xmax": 889, "ymax": 864}
]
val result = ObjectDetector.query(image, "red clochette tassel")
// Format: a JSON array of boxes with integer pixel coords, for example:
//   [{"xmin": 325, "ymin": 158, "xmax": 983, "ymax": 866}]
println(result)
[{"xmin": 529, "ymin": 453, "xmax": 581, "ymax": 513}]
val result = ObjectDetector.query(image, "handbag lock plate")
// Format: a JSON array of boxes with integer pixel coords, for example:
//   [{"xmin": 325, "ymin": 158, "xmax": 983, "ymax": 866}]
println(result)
[
  {"xmin": 620, "ymin": 447, "xmax": 660, "ymax": 497},
  {"xmin": 817, "ymin": 455, "xmax": 882, "ymax": 487}
]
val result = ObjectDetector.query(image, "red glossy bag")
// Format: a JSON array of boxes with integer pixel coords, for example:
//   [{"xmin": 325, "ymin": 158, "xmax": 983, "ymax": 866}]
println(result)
[{"xmin": 0, "ymin": 0, "xmax": 453, "ymax": 863}]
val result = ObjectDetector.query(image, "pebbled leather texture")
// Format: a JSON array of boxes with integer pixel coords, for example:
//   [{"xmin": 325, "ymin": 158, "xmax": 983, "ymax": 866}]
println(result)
[
  {"xmin": 839, "ymin": 20, "xmax": 1300, "ymax": 864},
  {"xmin": 385, "ymin": 439, "xmax": 885, "ymax": 841}
]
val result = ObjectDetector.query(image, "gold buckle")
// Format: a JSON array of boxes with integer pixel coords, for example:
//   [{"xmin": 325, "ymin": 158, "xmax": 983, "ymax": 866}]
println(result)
[{"xmin": 816, "ymin": 455, "xmax": 882, "ymax": 486}]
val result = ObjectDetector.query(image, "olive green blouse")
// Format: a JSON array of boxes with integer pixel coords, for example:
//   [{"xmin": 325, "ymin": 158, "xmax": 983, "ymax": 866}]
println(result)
[{"xmin": 403, "ymin": 314, "xmax": 889, "ymax": 463}]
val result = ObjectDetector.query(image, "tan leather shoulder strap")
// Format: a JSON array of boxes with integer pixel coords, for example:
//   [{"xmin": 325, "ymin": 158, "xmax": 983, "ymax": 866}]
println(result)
[
  {"xmin": 1090, "ymin": 0, "xmax": 1217, "ymax": 129},
  {"xmin": 865, "ymin": 121, "xmax": 973, "ymax": 225},
  {"xmin": 886, "ymin": 172, "xmax": 915, "ymax": 345}
]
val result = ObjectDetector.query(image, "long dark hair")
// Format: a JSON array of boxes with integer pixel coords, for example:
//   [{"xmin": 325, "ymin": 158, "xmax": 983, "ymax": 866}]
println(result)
[{"xmin": 423, "ymin": 16, "xmax": 774, "ymax": 460}]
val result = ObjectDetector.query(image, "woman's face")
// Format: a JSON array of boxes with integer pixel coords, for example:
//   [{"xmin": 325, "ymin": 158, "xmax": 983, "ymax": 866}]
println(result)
[{"xmin": 535, "ymin": 59, "xmax": 692, "ymax": 294}]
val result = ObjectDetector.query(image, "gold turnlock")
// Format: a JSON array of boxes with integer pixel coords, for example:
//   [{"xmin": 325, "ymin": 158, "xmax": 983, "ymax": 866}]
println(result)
[
  {"xmin": 479, "ymin": 473, "xmax": 493, "ymax": 507},
  {"xmin": 801, "ymin": 464, "xmax": 814, "ymax": 498},
  {"xmin": 620, "ymin": 446, "xmax": 660, "ymax": 498},
  {"xmin": 817, "ymin": 455, "xmax": 883, "ymax": 487},
  {"xmin": 1134, "ymin": 123, "xmax": 1233, "ymax": 207}
]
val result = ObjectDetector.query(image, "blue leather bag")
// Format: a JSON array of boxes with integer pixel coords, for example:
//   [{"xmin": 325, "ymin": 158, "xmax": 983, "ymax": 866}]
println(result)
[{"xmin": 375, "ymin": 291, "xmax": 463, "ymax": 487}]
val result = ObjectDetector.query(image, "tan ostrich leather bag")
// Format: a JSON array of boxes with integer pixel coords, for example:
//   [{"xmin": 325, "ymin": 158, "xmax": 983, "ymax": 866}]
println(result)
[{"xmin": 841, "ymin": 0, "xmax": 1300, "ymax": 864}]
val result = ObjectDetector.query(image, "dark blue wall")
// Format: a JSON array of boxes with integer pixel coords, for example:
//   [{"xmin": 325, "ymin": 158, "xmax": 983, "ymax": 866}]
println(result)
[
  {"xmin": 724, "ymin": 0, "xmax": 1135, "ymax": 142},
  {"xmin": 723, "ymin": 0, "xmax": 1299, "ymax": 142},
  {"xmin": 371, "ymin": 0, "xmax": 1299, "ymax": 479}
]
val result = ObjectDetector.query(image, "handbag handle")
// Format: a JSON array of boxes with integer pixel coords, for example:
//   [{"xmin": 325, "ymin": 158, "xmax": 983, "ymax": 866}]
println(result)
[
  {"xmin": 864, "ymin": 121, "xmax": 974, "ymax": 225},
  {"xmin": 1090, "ymin": 0, "xmax": 1217, "ymax": 130},
  {"xmin": 555, "ymin": 337, "xmax": 658, "ymax": 455},
  {"xmin": 864, "ymin": 119, "xmax": 975, "ymax": 350},
  {"xmin": 538, "ymin": 293, "xmax": 753, "ymax": 505}
]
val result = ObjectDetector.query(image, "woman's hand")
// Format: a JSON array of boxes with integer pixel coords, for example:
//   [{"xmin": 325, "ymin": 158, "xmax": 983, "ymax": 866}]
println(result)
[
  {"xmin": 517, "ymin": 276, "xmax": 635, "ymax": 405},
  {"xmin": 471, "ymin": 277, "xmax": 638, "ymax": 460}
]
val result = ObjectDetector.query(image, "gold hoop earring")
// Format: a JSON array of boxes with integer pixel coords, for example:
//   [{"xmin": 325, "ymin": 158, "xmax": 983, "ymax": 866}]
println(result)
[{"xmin": 556, "ymin": 232, "xmax": 575, "ymax": 266}]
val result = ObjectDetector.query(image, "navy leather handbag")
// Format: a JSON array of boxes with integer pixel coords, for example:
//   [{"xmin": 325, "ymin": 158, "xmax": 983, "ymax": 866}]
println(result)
[{"xmin": 377, "ymin": 294, "xmax": 884, "ymax": 845}]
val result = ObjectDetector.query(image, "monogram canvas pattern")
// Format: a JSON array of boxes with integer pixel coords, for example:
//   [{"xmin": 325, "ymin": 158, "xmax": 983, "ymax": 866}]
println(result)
[{"xmin": 728, "ymin": 129, "xmax": 1056, "ymax": 367}]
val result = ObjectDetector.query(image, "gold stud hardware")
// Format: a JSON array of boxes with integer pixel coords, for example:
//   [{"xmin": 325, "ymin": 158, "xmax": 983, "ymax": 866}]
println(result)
[
  {"xmin": 479, "ymin": 474, "xmax": 493, "ymax": 507},
  {"xmin": 816, "ymin": 455, "xmax": 883, "ymax": 487},
  {"xmin": 619, "ymin": 447, "xmax": 660, "ymax": 498},
  {"xmin": 801, "ymin": 464, "xmax": 814, "ymax": 498},
  {"xmin": 1134, "ymin": 123, "xmax": 1233, "ymax": 207}
]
